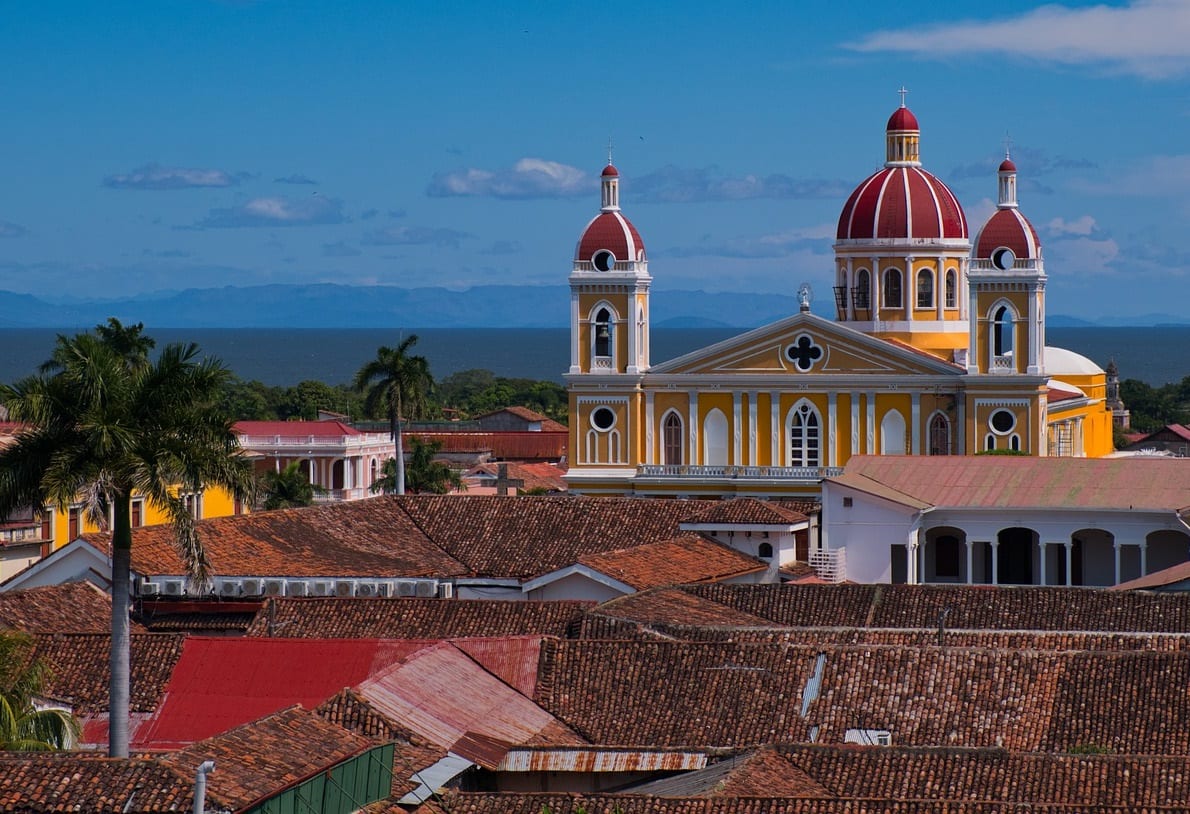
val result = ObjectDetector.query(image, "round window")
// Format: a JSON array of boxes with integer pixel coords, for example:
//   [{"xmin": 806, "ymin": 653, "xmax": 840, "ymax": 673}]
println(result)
[
  {"xmin": 989, "ymin": 409, "xmax": 1016, "ymax": 434},
  {"xmin": 992, "ymin": 247, "xmax": 1016, "ymax": 270},
  {"xmin": 592, "ymin": 250, "xmax": 615, "ymax": 272},
  {"xmin": 591, "ymin": 407, "xmax": 616, "ymax": 431}
]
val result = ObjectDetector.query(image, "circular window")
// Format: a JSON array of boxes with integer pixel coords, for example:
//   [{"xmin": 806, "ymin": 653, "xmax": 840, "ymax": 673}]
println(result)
[
  {"xmin": 992, "ymin": 247, "xmax": 1016, "ymax": 270},
  {"xmin": 592, "ymin": 250, "xmax": 615, "ymax": 272},
  {"xmin": 989, "ymin": 409, "xmax": 1016, "ymax": 434},
  {"xmin": 590, "ymin": 407, "xmax": 616, "ymax": 431}
]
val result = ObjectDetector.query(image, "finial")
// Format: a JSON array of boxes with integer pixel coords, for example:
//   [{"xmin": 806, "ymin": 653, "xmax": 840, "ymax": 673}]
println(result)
[
  {"xmin": 897, "ymin": 85, "xmax": 909, "ymax": 108},
  {"xmin": 1003, "ymin": 132, "xmax": 1013, "ymax": 160},
  {"xmin": 607, "ymin": 137, "xmax": 614, "ymax": 166}
]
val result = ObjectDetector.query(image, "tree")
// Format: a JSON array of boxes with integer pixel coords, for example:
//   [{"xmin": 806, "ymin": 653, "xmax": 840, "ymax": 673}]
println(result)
[
  {"xmin": 0, "ymin": 631, "xmax": 78, "ymax": 751},
  {"xmin": 259, "ymin": 460, "xmax": 323, "ymax": 509},
  {"xmin": 371, "ymin": 438, "xmax": 463, "ymax": 495},
  {"xmin": 354, "ymin": 336, "xmax": 433, "ymax": 495},
  {"xmin": 0, "ymin": 323, "xmax": 254, "ymax": 758}
]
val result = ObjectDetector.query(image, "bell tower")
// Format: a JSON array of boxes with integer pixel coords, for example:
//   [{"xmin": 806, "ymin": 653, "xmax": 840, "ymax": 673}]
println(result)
[
  {"xmin": 968, "ymin": 154, "xmax": 1046, "ymax": 375},
  {"xmin": 568, "ymin": 162, "xmax": 650, "ymax": 375}
]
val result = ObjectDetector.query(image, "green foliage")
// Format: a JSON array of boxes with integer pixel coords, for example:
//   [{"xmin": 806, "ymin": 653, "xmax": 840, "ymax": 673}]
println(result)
[
  {"xmin": 975, "ymin": 448, "xmax": 1030, "ymax": 456},
  {"xmin": 372, "ymin": 438, "xmax": 463, "ymax": 495},
  {"xmin": 1119, "ymin": 376, "xmax": 1190, "ymax": 434},
  {"xmin": 259, "ymin": 461, "xmax": 324, "ymax": 509},
  {"xmin": 354, "ymin": 336, "xmax": 435, "ymax": 495},
  {"xmin": 0, "ymin": 622, "xmax": 79, "ymax": 751},
  {"xmin": 437, "ymin": 368, "xmax": 567, "ymax": 422}
]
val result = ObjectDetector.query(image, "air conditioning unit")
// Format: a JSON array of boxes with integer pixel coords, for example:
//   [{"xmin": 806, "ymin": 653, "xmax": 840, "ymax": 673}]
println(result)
[
  {"xmin": 264, "ymin": 580, "xmax": 286, "ymax": 597},
  {"xmin": 335, "ymin": 580, "xmax": 356, "ymax": 597},
  {"xmin": 414, "ymin": 581, "xmax": 435, "ymax": 598},
  {"xmin": 139, "ymin": 581, "xmax": 161, "ymax": 597},
  {"xmin": 375, "ymin": 581, "xmax": 395, "ymax": 597},
  {"xmin": 287, "ymin": 580, "xmax": 310, "ymax": 597},
  {"xmin": 219, "ymin": 580, "xmax": 243, "ymax": 597},
  {"xmin": 437, "ymin": 583, "xmax": 454, "ymax": 599},
  {"xmin": 310, "ymin": 580, "xmax": 334, "ymax": 596},
  {"xmin": 355, "ymin": 581, "xmax": 378, "ymax": 597},
  {"xmin": 397, "ymin": 580, "xmax": 416, "ymax": 597},
  {"xmin": 241, "ymin": 579, "xmax": 264, "ymax": 596},
  {"xmin": 162, "ymin": 579, "xmax": 187, "ymax": 596}
]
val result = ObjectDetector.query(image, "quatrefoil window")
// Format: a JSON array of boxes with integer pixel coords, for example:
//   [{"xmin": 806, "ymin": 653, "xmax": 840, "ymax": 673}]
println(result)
[{"xmin": 785, "ymin": 334, "xmax": 823, "ymax": 372}]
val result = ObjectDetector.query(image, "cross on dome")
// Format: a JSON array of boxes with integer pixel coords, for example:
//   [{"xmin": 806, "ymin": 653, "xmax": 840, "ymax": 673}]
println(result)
[{"xmin": 898, "ymin": 85, "xmax": 909, "ymax": 108}]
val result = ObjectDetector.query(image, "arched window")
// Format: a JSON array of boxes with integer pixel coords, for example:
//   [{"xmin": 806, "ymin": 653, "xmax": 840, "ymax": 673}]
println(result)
[
  {"xmin": 883, "ymin": 269, "xmax": 902, "ymax": 308},
  {"xmin": 985, "ymin": 433, "xmax": 996, "ymax": 451},
  {"xmin": 993, "ymin": 305, "xmax": 1014, "ymax": 357},
  {"xmin": 853, "ymin": 269, "xmax": 871, "ymax": 309},
  {"xmin": 928, "ymin": 412, "xmax": 951, "ymax": 456},
  {"xmin": 788, "ymin": 401, "xmax": 821, "ymax": 468},
  {"xmin": 758, "ymin": 542, "xmax": 774, "ymax": 560},
  {"xmin": 916, "ymin": 269, "xmax": 934, "ymax": 308},
  {"xmin": 944, "ymin": 269, "xmax": 957, "ymax": 308},
  {"xmin": 880, "ymin": 410, "xmax": 906, "ymax": 455},
  {"xmin": 703, "ymin": 409, "xmax": 728, "ymax": 466},
  {"xmin": 1010, "ymin": 433, "xmax": 1021, "ymax": 452},
  {"xmin": 593, "ymin": 307, "xmax": 613, "ymax": 360},
  {"xmin": 663, "ymin": 411, "xmax": 683, "ymax": 465}
]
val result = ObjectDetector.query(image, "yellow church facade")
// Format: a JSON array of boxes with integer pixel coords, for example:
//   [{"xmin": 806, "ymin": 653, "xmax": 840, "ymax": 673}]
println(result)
[{"xmin": 565, "ymin": 102, "xmax": 1114, "ymax": 499}]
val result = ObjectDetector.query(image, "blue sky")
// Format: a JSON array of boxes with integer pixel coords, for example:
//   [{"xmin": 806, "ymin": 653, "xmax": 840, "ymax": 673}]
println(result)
[{"xmin": 2, "ymin": 0, "xmax": 1189, "ymax": 320}]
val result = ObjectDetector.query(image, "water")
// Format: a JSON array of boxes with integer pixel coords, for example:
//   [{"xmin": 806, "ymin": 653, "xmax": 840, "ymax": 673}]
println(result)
[{"xmin": 0, "ymin": 326, "xmax": 1185, "ymax": 387}]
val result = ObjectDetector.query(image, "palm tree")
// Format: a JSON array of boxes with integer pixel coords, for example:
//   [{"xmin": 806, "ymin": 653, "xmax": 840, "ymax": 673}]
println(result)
[
  {"xmin": 259, "ymin": 460, "xmax": 324, "ymax": 509},
  {"xmin": 354, "ymin": 336, "xmax": 433, "ymax": 495},
  {"xmin": 0, "ymin": 324, "xmax": 254, "ymax": 758},
  {"xmin": 0, "ymin": 630, "xmax": 78, "ymax": 751},
  {"xmin": 371, "ymin": 438, "xmax": 463, "ymax": 495}
]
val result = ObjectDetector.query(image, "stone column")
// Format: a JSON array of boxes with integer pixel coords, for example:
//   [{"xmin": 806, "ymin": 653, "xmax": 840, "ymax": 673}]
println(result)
[
  {"xmin": 1113, "ymin": 541, "xmax": 1122, "ymax": 585},
  {"xmin": 1038, "ymin": 541, "xmax": 1047, "ymax": 587},
  {"xmin": 990, "ymin": 540, "xmax": 999, "ymax": 585},
  {"xmin": 966, "ymin": 539, "xmax": 974, "ymax": 585},
  {"xmin": 1064, "ymin": 541, "xmax": 1073, "ymax": 586},
  {"xmin": 1140, "ymin": 540, "xmax": 1148, "ymax": 578}
]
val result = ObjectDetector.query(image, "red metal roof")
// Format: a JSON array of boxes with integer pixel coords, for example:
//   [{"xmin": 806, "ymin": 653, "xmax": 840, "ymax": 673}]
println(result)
[
  {"xmin": 576, "ymin": 211, "xmax": 645, "ymax": 263},
  {"xmin": 409, "ymin": 431, "xmax": 566, "ymax": 460},
  {"xmin": 135, "ymin": 637, "xmax": 426, "ymax": 748},
  {"xmin": 974, "ymin": 207, "xmax": 1041, "ymax": 259},
  {"xmin": 1000, "ymin": 157, "xmax": 1018, "ymax": 172},
  {"xmin": 234, "ymin": 419, "xmax": 362, "ymax": 438},
  {"xmin": 836, "ymin": 167, "xmax": 967, "ymax": 241},
  {"xmin": 601, "ymin": 163, "xmax": 619, "ymax": 177},
  {"xmin": 886, "ymin": 105, "xmax": 919, "ymax": 131}
]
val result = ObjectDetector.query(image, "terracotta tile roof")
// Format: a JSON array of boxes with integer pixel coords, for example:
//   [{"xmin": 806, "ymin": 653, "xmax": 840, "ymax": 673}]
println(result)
[
  {"xmin": 395, "ymin": 496, "xmax": 706, "ymax": 579},
  {"xmin": 831, "ymin": 454, "xmax": 1190, "ymax": 511},
  {"xmin": 463, "ymin": 461, "xmax": 569, "ymax": 493},
  {"xmin": 535, "ymin": 639, "xmax": 1190, "ymax": 753},
  {"xmin": 242, "ymin": 597, "xmax": 590, "ymax": 639},
  {"xmin": 163, "ymin": 705, "xmax": 374, "ymax": 812},
  {"xmin": 32, "ymin": 633, "xmax": 184, "ymax": 713},
  {"xmin": 576, "ymin": 536, "xmax": 766, "ymax": 590},
  {"xmin": 1115, "ymin": 558, "xmax": 1190, "ymax": 590},
  {"xmin": 127, "ymin": 496, "xmax": 468, "ymax": 579},
  {"xmin": 0, "ymin": 753, "xmax": 192, "ymax": 812},
  {"xmin": 137, "ymin": 610, "xmax": 257, "ymax": 634},
  {"xmin": 477, "ymin": 406, "xmax": 569, "ymax": 432},
  {"xmin": 582, "ymin": 588, "xmax": 778, "ymax": 638},
  {"xmin": 681, "ymin": 498, "xmax": 808, "ymax": 526},
  {"xmin": 0, "ymin": 582, "xmax": 144, "ymax": 634}
]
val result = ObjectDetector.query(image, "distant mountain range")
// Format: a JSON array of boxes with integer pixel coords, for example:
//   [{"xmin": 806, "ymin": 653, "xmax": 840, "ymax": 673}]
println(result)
[{"xmin": 0, "ymin": 285, "xmax": 1182, "ymax": 329}]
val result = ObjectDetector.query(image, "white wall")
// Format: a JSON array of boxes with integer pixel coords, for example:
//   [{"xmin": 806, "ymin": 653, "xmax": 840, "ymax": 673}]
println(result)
[{"xmin": 821, "ymin": 483, "xmax": 916, "ymax": 584}]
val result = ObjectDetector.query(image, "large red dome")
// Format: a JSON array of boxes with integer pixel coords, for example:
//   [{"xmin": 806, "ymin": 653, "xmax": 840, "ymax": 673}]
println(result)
[
  {"xmin": 836, "ymin": 167, "xmax": 968, "ymax": 241},
  {"xmin": 974, "ymin": 208, "xmax": 1040, "ymax": 260},
  {"xmin": 576, "ymin": 211, "xmax": 646, "ymax": 265}
]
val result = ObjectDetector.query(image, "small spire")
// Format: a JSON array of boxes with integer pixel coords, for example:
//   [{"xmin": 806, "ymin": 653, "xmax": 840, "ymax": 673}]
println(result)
[
  {"xmin": 607, "ymin": 136, "xmax": 614, "ymax": 166},
  {"xmin": 1003, "ymin": 132, "xmax": 1013, "ymax": 160},
  {"xmin": 897, "ymin": 85, "xmax": 909, "ymax": 108}
]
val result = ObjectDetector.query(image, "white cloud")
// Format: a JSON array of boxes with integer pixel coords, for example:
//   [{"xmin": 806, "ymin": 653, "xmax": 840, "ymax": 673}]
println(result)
[
  {"xmin": 1048, "ymin": 215, "xmax": 1099, "ymax": 236},
  {"xmin": 361, "ymin": 225, "xmax": 471, "ymax": 248},
  {"xmin": 1047, "ymin": 236, "xmax": 1120, "ymax": 275},
  {"xmin": 427, "ymin": 158, "xmax": 592, "ymax": 199},
  {"xmin": 104, "ymin": 163, "xmax": 249, "ymax": 190},
  {"xmin": 664, "ymin": 223, "xmax": 836, "ymax": 259},
  {"xmin": 195, "ymin": 196, "xmax": 345, "ymax": 228},
  {"xmin": 0, "ymin": 220, "xmax": 28, "ymax": 238},
  {"xmin": 847, "ymin": 0, "xmax": 1190, "ymax": 79},
  {"xmin": 634, "ymin": 166, "xmax": 848, "ymax": 203}
]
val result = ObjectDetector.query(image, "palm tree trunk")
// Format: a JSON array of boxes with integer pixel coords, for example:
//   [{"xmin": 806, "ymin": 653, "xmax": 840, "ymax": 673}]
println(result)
[
  {"xmin": 108, "ymin": 497, "xmax": 132, "ymax": 758},
  {"xmin": 393, "ymin": 413, "xmax": 406, "ymax": 495}
]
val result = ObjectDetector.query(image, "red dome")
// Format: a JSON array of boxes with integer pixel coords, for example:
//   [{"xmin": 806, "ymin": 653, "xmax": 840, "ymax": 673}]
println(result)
[
  {"xmin": 887, "ymin": 106, "xmax": 919, "ymax": 131},
  {"xmin": 576, "ymin": 211, "xmax": 645, "ymax": 264},
  {"xmin": 999, "ymin": 158, "xmax": 1017, "ymax": 172},
  {"xmin": 601, "ymin": 164, "xmax": 620, "ymax": 177},
  {"xmin": 836, "ymin": 167, "xmax": 967, "ymax": 241},
  {"xmin": 974, "ymin": 208, "xmax": 1040, "ymax": 260}
]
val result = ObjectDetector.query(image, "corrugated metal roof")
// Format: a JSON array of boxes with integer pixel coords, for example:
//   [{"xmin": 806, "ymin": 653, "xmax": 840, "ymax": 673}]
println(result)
[
  {"xmin": 354, "ymin": 640, "xmax": 585, "ymax": 764},
  {"xmin": 135, "ymin": 637, "xmax": 426, "ymax": 749},
  {"xmin": 831, "ymin": 455, "xmax": 1190, "ymax": 512},
  {"xmin": 496, "ymin": 748, "xmax": 707, "ymax": 773}
]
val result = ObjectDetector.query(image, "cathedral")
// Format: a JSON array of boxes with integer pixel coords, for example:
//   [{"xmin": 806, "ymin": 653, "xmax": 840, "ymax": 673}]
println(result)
[{"xmin": 564, "ymin": 100, "xmax": 1115, "ymax": 498}]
